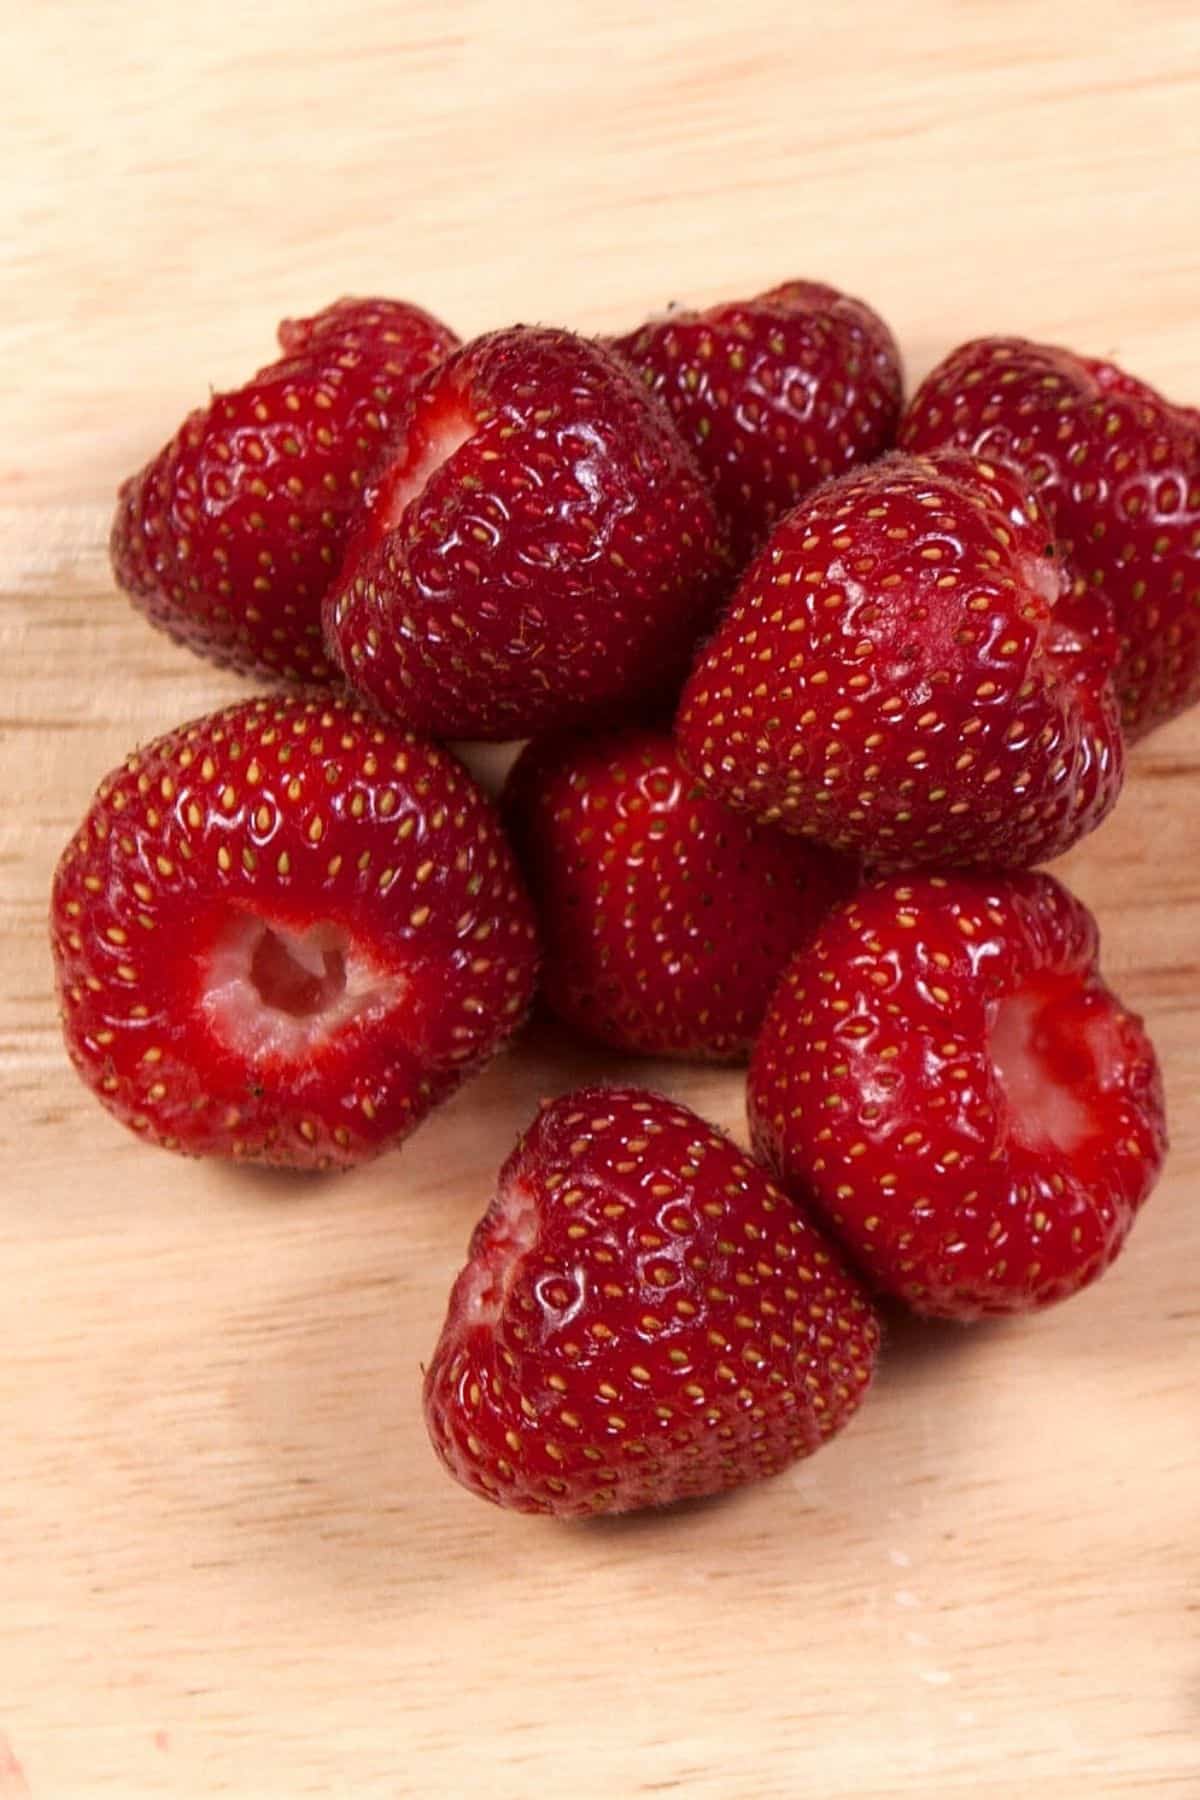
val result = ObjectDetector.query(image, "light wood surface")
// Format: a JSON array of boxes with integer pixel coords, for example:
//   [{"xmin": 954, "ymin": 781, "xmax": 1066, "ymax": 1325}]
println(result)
[{"xmin": 3, "ymin": 4, "xmax": 1199, "ymax": 1795}]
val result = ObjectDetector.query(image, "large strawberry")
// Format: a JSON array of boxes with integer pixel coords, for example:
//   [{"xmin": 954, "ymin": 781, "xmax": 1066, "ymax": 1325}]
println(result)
[
  {"xmin": 111, "ymin": 297, "xmax": 459, "ymax": 683},
  {"xmin": 323, "ymin": 326, "xmax": 729, "ymax": 741},
  {"xmin": 503, "ymin": 726, "xmax": 855, "ymax": 1061},
  {"xmin": 424, "ymin": 1086, "xmax": 880, "ymax": 1516},
  {"xmin": 611, "ymin": 279, "xmax": 902, "ymax": 565},
  {"xmin": 49, "ymin": 694, "xmax": 539, "ymax": 1170},
  {"xmin": 748, "ymin": 871, "xmax": 1166, "ymax": 1320},
  {"xmin": 901, "ymin": 336, "xmax": 1200, "ymax": 739},
  {"xmin": 675, "ymin": 447, "xmax": 1124, "ymax": 869}
]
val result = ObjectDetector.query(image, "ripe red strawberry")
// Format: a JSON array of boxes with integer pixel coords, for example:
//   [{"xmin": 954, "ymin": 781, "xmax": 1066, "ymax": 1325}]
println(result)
[
  {"xmin": 503, "ymin": 726, "xmax": 855, "ymax": 1061},
  {"xmin": 611, "ymin": 280, "xmax": 903, "ymax": 565},
  {"xmin": 323, "ymin": 326, "xmax": 729, "ymax": 741},
  {"xmin": 675, "ymin": 447, "xmax": 1124, "ymax": 869},
  {"xmin": 748, "ymin": 871, "xmax": 1166, "ymax": 1321},
  {"xmin": 111, "ymin": 297, "xmax": 459, "ymax": 683},
  {"xmin": 901, "ymin": 336, "xmax": 1200, "ymax": 739},
  {"xmin": 49, "ymin": 694, "xmax": 539, "ymax": 1170},
  {"xmin": 424, "ymin": 1086, "xmax": 880, "ymax": 1516}
]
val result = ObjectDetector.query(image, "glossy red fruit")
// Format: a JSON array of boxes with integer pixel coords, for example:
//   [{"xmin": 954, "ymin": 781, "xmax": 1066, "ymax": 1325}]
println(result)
[
  {"xmin": 111, "ymin": 297, "xmax": 459, "ymax": 683},
  {"xmin": 323, "ymin": 326, "xmax": 729, "ymax": 741},
  {"xmin": 748, "ymin": 871, "xmax": 1166, "ymax": 1321},
  {"xmin": 901, "ymin": 336, "xmax": 1200, "ymax": 740},
  {"xmin": 49, "ymin": 694, "xmax": 539, "ymax": 1170},
  {"xmin": 503, "ymin": 726, "xmax": 855, "ymax": 1061},
  {"xmin": 424, "ymin": 1086, "xmax": 880, "ymax": 1516},
  {"xmin": 675, "ymin": 447, "xmax": 1124, "ymax": 869},
  {"xmin": 611, "ymin": 280, "xmax": 903, "ymax": 565}
]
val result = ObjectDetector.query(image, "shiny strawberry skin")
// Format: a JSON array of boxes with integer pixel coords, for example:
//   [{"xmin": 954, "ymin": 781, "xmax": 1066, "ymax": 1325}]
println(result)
[
  {"xmin": 748, "ymin": 872, "xmax": 1166, "ymax": 1321},
  {"xmin": 424, "ymin": 1087, "xmax": 880, "ymax": 1516},
  {"xmin": 675, "ymin": 447, "xmax": 1124, "ymax": 869},
  {"xmin": 49, "ymin": 694, "xmax": 539, "ymax": 1170},
  {"xmin": 901, "ymin": 336, "xmax": 1200, "ymax": 739},
  {"xmin": 111, "ymin": 298, "xmax": 459, "ymax": 684},
  {"xmin": 324, "ymin": 326, "xmax": 729, "ymax": 741},
  {"xmin": 503, "ymin": 727, "xmax": 856, "ymax": 1062},
  {"xmin": 611, "ymin": 280, "xmax": 903, "ymax": 565}
]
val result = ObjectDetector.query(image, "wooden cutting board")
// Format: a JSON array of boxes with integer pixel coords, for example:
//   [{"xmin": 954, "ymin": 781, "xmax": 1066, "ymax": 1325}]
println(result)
[{"xmin": 3, "ymin": 4, "xmax": 1198, "ymax": 1795}]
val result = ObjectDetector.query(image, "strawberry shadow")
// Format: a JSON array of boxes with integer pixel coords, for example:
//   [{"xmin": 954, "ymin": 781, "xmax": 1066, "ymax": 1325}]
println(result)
[
  {"xmin": 497, "ymin": 1009, "xmax": 646, "ymax": 1094},
  {"xmin": 217, "ymin": 1161, "xmax": 339, "ymax": 1202},
  {"xmin": 873, "ymin": 1299, "xmax": 1019, "ymax": 1381},
  {"xmin": 496, "ymin": 1012, "xmax": 751, "ymax": 1142},
  {"xmin": 566, "ymin": 1486, "xmax": 744, "ymax": 1541}
]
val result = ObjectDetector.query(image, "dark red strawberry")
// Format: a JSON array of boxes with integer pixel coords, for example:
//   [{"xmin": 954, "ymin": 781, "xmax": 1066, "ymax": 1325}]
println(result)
[
  {"xmin": 323, "ymin": 326, "xmax": 729, "ymax": 741},
  {"xmin": 424, "ymin": 1086, "xmax": 880, "ymax": 1515},
  {"xmin": 901, "ymin": 336, "xmax": 1200, "ymax": 739},
  {"xmin": 111, "ymin": 297, "xmax": 459, "ymax": 683},
  {"xmin": 748, "ymin": 871, "xmax": 1166, "ymax": 1321},
  {"xmin": 675, "ymin": 447, "xmax": 1124, "ymax": 869},
  {"xmin": 611, "ymin": 280, "xmax": 902, "ymax": 564},
  {"xmin": 503, "ymin": 726, "xmax": 855, "ymax": 1061},
  {"xmin": 49, "ymin": 694, "xmax": 539, "ymax": 1170}
]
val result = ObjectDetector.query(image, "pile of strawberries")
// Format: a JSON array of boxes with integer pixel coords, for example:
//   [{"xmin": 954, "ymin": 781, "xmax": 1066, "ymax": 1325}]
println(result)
[{"xmin": 51, "ymin": 281, "xmax": 1195, "ymax": 1519}]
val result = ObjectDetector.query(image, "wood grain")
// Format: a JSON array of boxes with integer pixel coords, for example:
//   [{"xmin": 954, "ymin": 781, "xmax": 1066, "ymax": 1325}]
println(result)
[{"xmin": 3, "ymin": 3, "xmax": 1199, "ymax": 1794}]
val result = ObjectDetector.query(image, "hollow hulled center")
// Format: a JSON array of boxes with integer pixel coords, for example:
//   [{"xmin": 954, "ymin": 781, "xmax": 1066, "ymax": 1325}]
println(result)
[
  {"xmin": 249, "ymin": 924, "xmax": 347, "ymax": 1018},
  {"xmin": 461, "ymin": 1177, "xmax": 541, "ymax": 1328},
  {"xmin": 203, "ymin": 913, "xmax": 391, "ymax": 1061},
  {"xmin": 990, "ymin": 982, "xmax": 1092, "ymax": 1155},
  {"xmin": 381, "ymin": 406, "xmax": 476, "ymax": 532}
]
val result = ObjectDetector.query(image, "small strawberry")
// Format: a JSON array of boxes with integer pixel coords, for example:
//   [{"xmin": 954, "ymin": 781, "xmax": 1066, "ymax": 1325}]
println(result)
[
  {"xmin": 503, "ymin": 726, "xmax": 855, "ymax": 1062},
  {"xmin": 748, "ymin": 871, "xmax": 1166, "ymax": 1321},
  {"xmin": 49, "ymin": 694, "xmax": 539, "ymax": 1170},
  {"xmin": 675, "ymin": 447, "xmax": 1124, "ymax": 869},
  {"xmin": 324, "ymin": 326, "xmax": 729, "ymax": 741},
  {"xmin": 424, "ymin": 1086, "xmax": 880, "ymax": 1516},
  {"xmin": 901, "ymin": 336, "xmax": 1200, "ymax": 739},
  {"xmin": 611, "ymin": 280, "xmax": 903, "ymax": 564},
  {"xmin": 111, "ymin": 297, "xmax": 459, "ymax": 683}
]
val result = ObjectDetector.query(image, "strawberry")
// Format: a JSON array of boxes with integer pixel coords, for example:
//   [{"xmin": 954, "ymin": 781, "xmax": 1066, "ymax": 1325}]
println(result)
[
  {"xmin": 611, "ymin": 280, "xmax": 903, "ymax": 565},
  {"xmin": 49, "ymin": 694, "xmax": 539, "ymax": 1170},
  {"xmin": 900, "ymin": 336, "xmax": 1200, "ymax": 739},
  {"xmin": 748, "ymin": 871, "xmax": 1166, "ymax": 1321},
  {"xmin": 323, "ymin": 326, "xmax": 729, "ymax": 741},
  {"xmin": 503, "ymin": 726, "xmax": 855, "ymax": 1062},
  {"xmin": 675, "ymin": 447, "xmax": 1124, "ymax": 870},
  {"xmin": 111, "ymin": 297, "xmax": 459, "ymax": 684},
  {"xmin": 424, "ymin": 1086, "xmax": 880, "ymax": 1516}
]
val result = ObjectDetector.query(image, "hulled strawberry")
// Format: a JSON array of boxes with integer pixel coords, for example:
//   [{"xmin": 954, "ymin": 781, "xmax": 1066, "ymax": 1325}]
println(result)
[
  {"xmin": 503, "ymin": 726, "xmax": 855, "ymax": 1061},
  {"xmin": 323, "ymin": 326, "xmax": 729, "ymax": 740},
  {"xmin": 901, "ymin": 336, "xmax": 1200, "ymax": 739},
  {"xmin": 111, "ymin": 297, "xmax": 459, "ymax": 683},
  {"xmin": 611, "ymin": 280, "xmax": 902, "ymax": 564},
  {"xmin": 49, "ymin": 694, "xmax": 539, "ymax": 1170},
  {"xmin": 424, "ymin": 1087, "xmax": 880, "ymax": 1516},
  {"xmin": 675, "ymin": 447, "xmax": 1124, "ymax": 869},
  {"xmin": 748, "ymin": 871, "xmax": 1166, "ymax": 1320}
]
